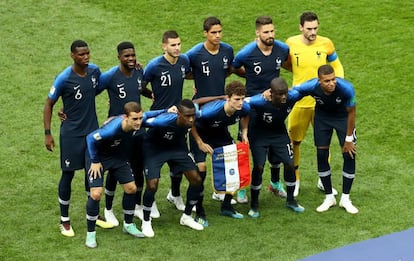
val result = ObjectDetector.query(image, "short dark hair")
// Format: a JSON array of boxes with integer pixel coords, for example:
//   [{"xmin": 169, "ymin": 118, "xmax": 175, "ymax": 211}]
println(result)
[
  {"xmin": 318, "ymin": 64, "xmax": 335, "ymax": 77},
  {"xmin": 162, "ymin": 30, "xmax": 179, "ymax": 43},
  {"xmin": 117, "ymin": 41, "xmax": 135, "ymax": 54},
  {"xmin": 178, "ymin": 99, "xmax": 195, "ymax": 112},
  {"xmin": 225, "ymin": 80, "xmax": 246, "ymax": 97},
  {"xmin": 203, "ymin": 16, "xmax": 221, "ymax": 31},
  {"xmin": 270, "ymin": 77, "xmax": 288, "ymax": 93},
  {"xmin": 124, "ymin": 101, "xmax": 142, "ymax": 115},
  {"xmin": 300, "ymin": 12, "xmax": 318, "ymax": 26},
  {"xmin": 256, "ymin": 16, "xmax": 273, "ymax": 29},
  {"xmin": 70, "ymin": 40, "xmax": 88, "ymax": 53}
]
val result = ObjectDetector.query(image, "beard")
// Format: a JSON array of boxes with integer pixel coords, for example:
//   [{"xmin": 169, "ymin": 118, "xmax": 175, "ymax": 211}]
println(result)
[{"xmin": 260, "ymin": 37, "xmax": 274, "ymax": 47}]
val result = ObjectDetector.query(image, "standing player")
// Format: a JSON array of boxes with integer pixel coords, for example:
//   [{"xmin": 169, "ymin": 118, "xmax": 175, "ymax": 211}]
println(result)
[
  {"xmin": 85, "ymin": 102, "xmax": 173, "ymax": 248},
  {"xmin": 285, "ymin": 11, "xmax": 344, "ymax": 196},
  {"xmin": 186, "ymin": 16, "xmax": 236, "ymax": 211},
  {"xmin": 142, "ymin": 30, "xmax": 191, "ymax": 214},
  {"xmin": 98, "ymin": 41, "xmax": 153, "ymax": 226},
  {"xmin": 232, "ymin": 15, "xmax": 289, "ymax": 203},
  {"xmin": 245, "ymin": 78, "xmax": 305, "ymax": 218},
  {"xmin": 191, "ymin": 80, "xmax": 250, "ymax": 220},
  {"xmin": 290, "ymin": 65, "xmax": 358, "ymax": 214},
  {"xmin": 43, "ymin": 40, "xmax": 112, "ymax": 237},
  {"xmin": 140, "ymin": 99, "xmax": 204, "ymax": 237}
]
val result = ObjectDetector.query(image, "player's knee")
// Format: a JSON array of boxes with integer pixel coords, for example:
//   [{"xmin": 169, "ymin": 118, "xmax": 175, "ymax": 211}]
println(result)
[
  {"xmin": 145, "ymin": 179, "xmax": 158, "ymax": 192},
  {"xmin": 252, "ymin": 165, "xmax": 264, "ymax": 176},
  {"xmin": 284, "ymin": 163, "xmax": 294, "ymax": 173},
  {"xmin": 191, "ymin": 175, "xmax": 202, "ymax": 186},
  {"xmin": 90, "ymin": 187, "xmax": 103, "ymax": 201},
  {"xmin": 186, "ymin": 170, "xmax": 202, "ymax": 186},
  {"xmin": 123, "ymin": 182, "xmax": 137, "ymax": 194},
  {"xmin": 292, "ymin": 140, "xmax": 301, "ymax": 146}
]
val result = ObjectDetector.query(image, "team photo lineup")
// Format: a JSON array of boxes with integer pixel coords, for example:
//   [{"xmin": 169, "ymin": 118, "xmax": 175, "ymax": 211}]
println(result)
[{"xmin": 43, "ymin": 12, "xmax": 359, "ymax": 249}]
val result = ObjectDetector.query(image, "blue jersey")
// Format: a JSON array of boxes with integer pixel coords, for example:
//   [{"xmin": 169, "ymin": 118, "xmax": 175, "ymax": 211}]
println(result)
[
  {"xmin": 48, "ymin": 64, "xmax": 100, "ymax": 136},
  {"xmin": 186, "ymin": 42, "xmax": 234, "ymax": 99},
  {"xmin": 245, "ymin": 93, "xmax": 296, "ymax": 135},
  {"xmin": 143, "ymin": 113, "xmax": 192, "ymax": 149},
  {"xmin": 290, "ymin": 77, "xmax": 356, "ymax": 117},
  {"xmin": 195, "ymin": 100, "xmax": 250, "ymax": 142},
  {"xmin": 86, "ymin": 109, "xmax": 166, "ymax": 163},
  {"xmin": 99, "ymin": 65, "xmax": 144, "ymax": 117},
  {"xmin": 233, "ymin": 40, "xmax": 289, "ymax": 96},
  {"xmin": 143, "ymin": 54, "xmax": 190, "ymax": 110}
]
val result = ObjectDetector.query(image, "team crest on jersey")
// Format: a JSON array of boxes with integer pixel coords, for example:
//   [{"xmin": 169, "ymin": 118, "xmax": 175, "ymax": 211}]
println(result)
[
  {"xmin": 316, "ymin": 51, "xmax": 321, "ymax": 58},
  {"xmin": 137, "ymin": 78, "xmax": 142, "ymax": 90},
  {"xmin": 275, "ymin": 57, "xmax": 282, "ymax": 70},
  {"xmin": 91, "ymin": 75, "xmax": 97, "ymax": 88},
  {"xmin": 223, "ymin": 56, "xmax": 229, "ymax": 69},
  {"xmin": 181, "ymin": 65, "xmax": 186, "ymax": 78}
]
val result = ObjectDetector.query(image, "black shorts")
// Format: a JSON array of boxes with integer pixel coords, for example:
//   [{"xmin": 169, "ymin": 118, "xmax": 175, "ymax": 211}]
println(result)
[
  {"xmin": 60, "ymin": 135, "xmax": 88, "ymax": 171},
  {"xmin": 314, "ymin": 115, "xmax": 347, "ymax": 147},
  {"xmin": 88, "ymin": 159, "xmax": 134, "ymax": 188},
  {"xmin": 143, "ymin": 143, "xmax": 197, "ymax": 180},
  {"xmin": 249, "ymin": 133, "xmax": 293, "ymax": 166}
]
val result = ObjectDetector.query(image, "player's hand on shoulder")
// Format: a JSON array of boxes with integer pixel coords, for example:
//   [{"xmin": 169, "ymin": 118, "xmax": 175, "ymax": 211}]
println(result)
[
  {"xmin": 167, "ymin": 105, "xmax": 178, "ymax": 113},
  {"xmin": 135, "ymin": 61, "xmax": 143, "ymax": 70},
  {"xmin": 262, "ymin": 89, "xmax": 272, "ymax": 101}
]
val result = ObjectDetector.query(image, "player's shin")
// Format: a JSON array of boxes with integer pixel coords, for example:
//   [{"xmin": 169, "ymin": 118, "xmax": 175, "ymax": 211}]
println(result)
[
  {"xmin": 185, "ymin": 184, "xmax": 201, "ymax": 215},
  {"xmin": 342, "ymin": 152, "xmax": 356, "ymax": 194}
]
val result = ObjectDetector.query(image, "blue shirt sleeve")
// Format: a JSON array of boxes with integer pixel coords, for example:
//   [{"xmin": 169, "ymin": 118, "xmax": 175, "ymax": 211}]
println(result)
[
  {"xmin": 232, "ymin": 42, "xmax": 255, "ymax": 69},
  {"xmin": 143, "ymin": 113, "xmax": 177, "ymax": 128},
  {"xmin": 199, "ymin": 100, "xmax": 225, "ymax": 119},
  {"xmin": 143, "ymin": 109, "xmax": 167, "ymax": 121},
  {"xmin": 336, "ymin": 78, "xmax": 356, "ymax": 107},
  {"xmin": 143, "ymin": 56, "xmax": 161, "ymax": 83},
  {"xmin": 86, "ymin": 116, "xmax": 123, "ymax": 163},
  {"xmin": 290, "ymin": 78, "xmax": 319, "ymax": 101},
  {"xmin": 244, "ymin": 93, "xmax": 266, "ymax": 107},
  {"xmin": 48, "ymin": 66, "xmax": 72, "ymax": 101},
  {"xmin": 186, "ymin": 43, "xmax": 202, "ymax": 60},
  {"xmin": 98, "ymin": 66, "xmax": 118, "ymax": 92}
]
